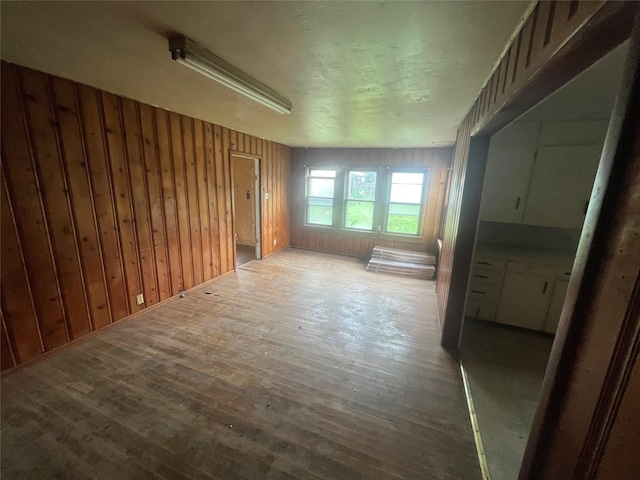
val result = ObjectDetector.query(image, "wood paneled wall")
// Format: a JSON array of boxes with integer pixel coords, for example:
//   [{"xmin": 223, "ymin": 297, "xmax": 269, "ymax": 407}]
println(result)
[
  {"xmin": 0, "ymin": 62, "xmax": 290, "ymax": 371},
  {"xmin": 289, "ymin": 148, "xmax": 451, "ymax": 258}
]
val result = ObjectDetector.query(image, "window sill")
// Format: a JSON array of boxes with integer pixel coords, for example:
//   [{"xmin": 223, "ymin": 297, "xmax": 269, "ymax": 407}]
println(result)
[{"xmin": 302, "ymin": 225, "xmax": 426, "ymax": 243}]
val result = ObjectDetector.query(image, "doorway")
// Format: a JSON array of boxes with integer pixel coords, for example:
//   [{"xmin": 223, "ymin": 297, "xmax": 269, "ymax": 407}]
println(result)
[
  {"xmin": 459, "ymin": 41, "xmax": 629, "ymax": 480},
  {"xmin": 231, "ymin": 153, "xmax": 261, "ymax": 267}
]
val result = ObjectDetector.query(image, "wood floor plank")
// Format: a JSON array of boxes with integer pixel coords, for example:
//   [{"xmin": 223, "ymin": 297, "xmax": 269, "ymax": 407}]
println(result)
[{"xmin": 1, "ymin": 249, "xmax": 480, "ymax": 479}]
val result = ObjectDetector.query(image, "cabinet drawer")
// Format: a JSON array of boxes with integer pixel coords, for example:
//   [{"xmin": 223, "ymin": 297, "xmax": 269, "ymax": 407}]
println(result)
[
  {"xmin": 469, "ymin": 268, "xmax": 503, "ymax": 286},
  {"xmin": 465, "ymin": 299, "xmax": 498, "ymax": 321},
  {"xmin": 506, "ymin": 261, "xmax": 556, "ymax": 277},
  {"xmin": 468, "ymin": 284, "xmax": 502, "ymax": 302},
  {"xmin": 473, "ymin": 257, "xmax": 506, "ymax": 271}
]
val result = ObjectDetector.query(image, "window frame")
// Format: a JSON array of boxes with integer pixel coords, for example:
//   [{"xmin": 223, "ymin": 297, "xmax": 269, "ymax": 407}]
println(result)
[
  {"xmin": 382, "ymin": 168, "xmax": 429, "ymax": 237},
  {"xmin": 342, "ymin": 169, "xmax": 380, "ymax": 232},
  {"xmin": 303, "ymin": 166, "xmax": 430, "ymax": 238},
  {"xmin": 305, "ymin": 168, "xmax": 338, "ymax": 227}
]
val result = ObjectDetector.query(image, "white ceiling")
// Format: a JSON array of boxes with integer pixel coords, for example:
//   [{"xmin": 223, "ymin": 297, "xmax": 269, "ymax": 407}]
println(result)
[{"xmin": 1, "ymin": 1, "xmax": 530, "ymax": 148}]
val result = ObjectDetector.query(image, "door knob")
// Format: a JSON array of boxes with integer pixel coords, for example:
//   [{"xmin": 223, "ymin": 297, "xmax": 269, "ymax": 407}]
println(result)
[{"xmin": 246, "ymin": 191, "xmax": 251, "ymax": 199}]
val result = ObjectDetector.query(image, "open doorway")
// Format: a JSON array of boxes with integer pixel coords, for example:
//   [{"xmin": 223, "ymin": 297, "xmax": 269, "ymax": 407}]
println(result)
[
  {"xmin": 459, "ymin": 41, "xmax": 629, "ymax": 480},
  {"xmin": 231, "ymin": 153, "xmax": 261, "ymax": 267}
]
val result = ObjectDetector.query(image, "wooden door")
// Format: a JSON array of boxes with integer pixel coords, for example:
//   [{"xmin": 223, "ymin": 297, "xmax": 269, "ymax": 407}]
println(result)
[
  {"xmin": 523, "ymin": 145, "xmax": 601, "ymax": 228},
  {"xmin": 232, "ymin": 156, "xmax": 256, "ymax": 247},
  {"xmin": 479, "ymin": 145, "xmax": 536, "ymax": 223}
]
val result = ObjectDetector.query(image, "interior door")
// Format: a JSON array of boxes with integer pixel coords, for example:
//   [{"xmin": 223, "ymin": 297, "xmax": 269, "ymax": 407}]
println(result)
[{"xmin": 232, "ymin": 156, "xmax": 256, "ymax": 247}]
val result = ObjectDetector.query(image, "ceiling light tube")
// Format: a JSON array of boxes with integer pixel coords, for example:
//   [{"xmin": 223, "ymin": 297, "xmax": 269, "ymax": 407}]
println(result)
[{"xmin": 169, "ymin": 37, "xmax": 292, "ymax": 114}]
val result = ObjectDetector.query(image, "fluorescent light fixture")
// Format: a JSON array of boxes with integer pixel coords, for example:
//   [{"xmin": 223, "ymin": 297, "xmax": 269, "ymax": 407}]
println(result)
[{"xmin": 169, "ymin": 37, "xmax": 292, "ymax": 114}]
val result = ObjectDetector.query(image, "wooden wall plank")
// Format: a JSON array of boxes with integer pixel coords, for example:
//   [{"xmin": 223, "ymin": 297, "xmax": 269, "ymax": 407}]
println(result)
[
  {"xmin": 121, "ymin": 98, "xmax": 158, "ymax": 308},
  {"xmin": 213, "ymin": 125, "xmax": 229, "ymax": 274},
  {"xmin": 205, "ymin": 124, "xmax": 221, "ymax": 277},
  {"xmin": 0, "ymin": 315, "xmax": 16, "ymax": 372},
  {"xmin": 169, "ymin": 112, "xmax": 194, "ymax": 291},
  {"xmin": 1, "ymin": 61, "xmax": 290, "ymax": 370},
  {"xmin": 0, "ymin": 170, "xmax": 42, "ymax": 361},
  {"xmin": 139, "ymin": 104, "xmax": 171, "ymax": 302},
  {"xmin": 222, "ymin": 128, "xmax": 234, "ymax": 269},
  {"xmin": 182, "ymin": 117, "xmax": 204, "ymax": 285},
  {"xmin": 102, "ymin": 92, "xmax": 143, "ymax": 314},
  {"xmin": 77, "ymin": 85, "xmax": 129, "ymax": 321},
  {"xmin": 21, "ymin": 69, "xmax": 91, "ymax": 340},
  {"xmin": 155, "ymin": 109, "xmax": 182, "ymax": 296},
  {"xmin": 194, "ymin": 120, "xmax": 212, "ymax": 281},
  {"xmin": 51, "ymin": 78, "xmax": 111, "ymax": 330}
]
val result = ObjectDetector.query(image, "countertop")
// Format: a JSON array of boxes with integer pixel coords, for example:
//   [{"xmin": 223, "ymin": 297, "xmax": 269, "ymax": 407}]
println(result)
[{"xmin": 475, "ymin": 242, "xmax": 575, "ymax": 268}]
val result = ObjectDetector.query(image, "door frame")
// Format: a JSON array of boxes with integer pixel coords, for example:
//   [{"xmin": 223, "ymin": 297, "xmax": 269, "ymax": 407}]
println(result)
[
  {"xmin": 436, "ymin": 1, "xmax": 640, "ymax": 478},
  {"xmin": 230, "ymin": 152, "xmax": 262, "ymax": 267}
]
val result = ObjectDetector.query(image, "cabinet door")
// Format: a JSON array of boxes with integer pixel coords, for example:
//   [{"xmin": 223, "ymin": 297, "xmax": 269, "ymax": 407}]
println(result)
[
  {"xmin": 496, "ymin": 273, "xmax": 553, "ymax": 330},
  {"xmin": 523, "ymin": 145, "xmax": 601, "ymax": 228},
  {"xmin": 479, "ymin": 145, "xmax": 537, "ymax": 223},
  {"xmin": 544, "ymin": 279, "xmax": 569, "ymax": 334}
]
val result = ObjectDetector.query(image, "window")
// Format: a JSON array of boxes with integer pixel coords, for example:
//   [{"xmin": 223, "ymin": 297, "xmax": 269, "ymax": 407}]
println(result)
[
  {"xmin": 386, "ymin": 172, "xmax": 425, "ymax": 235},
  {"xmin": 304, "ymin": 167, "xmax": 428, "ymax": 236},
  {"xmin": 344, "ymin": 171, "xmax": 377, "ymax": 230},
  {"xmin": 306, "ymin": 169, "xmax": 336, "ymax": 226}
]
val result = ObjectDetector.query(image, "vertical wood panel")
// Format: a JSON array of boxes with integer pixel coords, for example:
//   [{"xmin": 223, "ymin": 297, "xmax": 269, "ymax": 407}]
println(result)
[
  {"xmin": 21, "ymin": 69, "xmax": 89, "ymax": 341},
  {"xmin": 155, "ymin": 109, "xmax": 182, "ymax": 296},
  {"xmin": 213, "ymin": 124, "xmax": 229, "ymax": 274},
  {"xmin": 51, "ymin": 78, "xmax": 112, "ymax": 330},
  {"xmin": 169, "ymin": 112, "xmax": 194, "ymax": 291},
  {"xmin": 102, "ymin": 92, "xmax": 143, "ymax": 314},
  {"xmin": 194, "ymin": 119, "xmax": 212, "ymax": 281},
  {"xmin": 139, "ymin": 104, "xmax": 171, "ymax": 302},
  {"xmin": 1, "ymin": 61, "xmax": 290, "ymax": 370},
  {"xmin": 0, "ymin": 170, "xmax": 42, "ymax": 361},
  {"xmin": 121, "ymin": 98, "xmax": 158, "ymax": 307},
  {"xmin": 222, "ymin": 128, "xmax": 234, "ymax": 269},
  {"xmin": 0, "ymin": 315, "xmax": 16, "ymax": 372},
  {"xmin": 182, "ymin": 116, "xmax": 204, "ymax": 286},
  {"xmin": 77, "ymin": 85, "xmax": 129, "ymax": 321},
  {"xmin": 205, "ymin": 124, "xmax": 221, "ymax": 277}
]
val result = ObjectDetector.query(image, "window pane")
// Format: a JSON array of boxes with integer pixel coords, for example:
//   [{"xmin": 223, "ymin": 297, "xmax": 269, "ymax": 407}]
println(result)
[
  {"xmin": 308, "ymin": 197, "xmax": 333, "ymax": 207},
  {"xmin": 309, "ymin": 178, "xmax": 334, "ymax": 198},
  {"xmin": 347, "ymin": 171, "xmax": 377, "ymax": 201},
  {"xmin": 387, "ymin": 213, "xmax": 419, "ymax": 234},
  {"xmin": 392, "ymin": 172, "xmax": 424, "ymax": 185},
  {"xmin": 390, "ymin": 183, "xmax": 422, "ymax": 203},
  {"xmin": 310, "ymin": 169, "xmax": 336, "ymax": 178},
  {"xmin": 388, "ymin": 203, "xmax": 420, "ymax": 215},
  {"xmin": 308, "ymin": 206, "xmax": 333, "ymax": 225},
  {"xmin": 345, "ymin": 201, "xmax": 374, "ymax": 230}
]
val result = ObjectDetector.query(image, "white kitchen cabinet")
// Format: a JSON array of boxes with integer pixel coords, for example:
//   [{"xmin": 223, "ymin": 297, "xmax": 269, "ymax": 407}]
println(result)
[
  {"xmin": 496, "ymin": 271, "xmax": 554, "ymax": 330},
  {"xmin": 544, "ymin": 279, "xmax": 569, "ymax": 334},
  {"xmin": 479, "ymin": 146, "xmax": 537, "ymax": 223},
  {"xmin": 523, "ymin": 145, "xmax": 602, "ymax": 228}
]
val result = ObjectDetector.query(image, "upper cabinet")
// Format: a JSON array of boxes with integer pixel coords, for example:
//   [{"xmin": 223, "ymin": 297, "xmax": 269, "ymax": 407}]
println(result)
[
  {"xmin": 479, "ymin": 120, "xmax": 608, "ymax": 229},
  {"xmin": 523, "ymin": 145, "xmax": 601, "ymax": 228},
  {"xmin": 479, "ymin": 146, "xmax": 536, "ymax": 224}
]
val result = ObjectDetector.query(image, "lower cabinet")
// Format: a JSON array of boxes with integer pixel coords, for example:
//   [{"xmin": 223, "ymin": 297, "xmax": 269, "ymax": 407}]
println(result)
[
  {"xmin": 496, "ymin": 273, "xmax": 554, "ymax": 330},
  {"xmin": 465, "ymin": 252, "xmax": 573, "ymax": 333},
  {"xmin": 544, "ymin": 279, "xmax": 569, "ymax": 333}
]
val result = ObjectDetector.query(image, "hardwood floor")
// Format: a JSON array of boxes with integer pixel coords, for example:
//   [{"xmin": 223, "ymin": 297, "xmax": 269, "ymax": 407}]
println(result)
[
  {"xmin": 1, "ymin": 248, "xmax": 480, "ymax": 479},
  {"xmin": 236, "ymin": 244, "xmax": 256, "ymax": 266}
]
